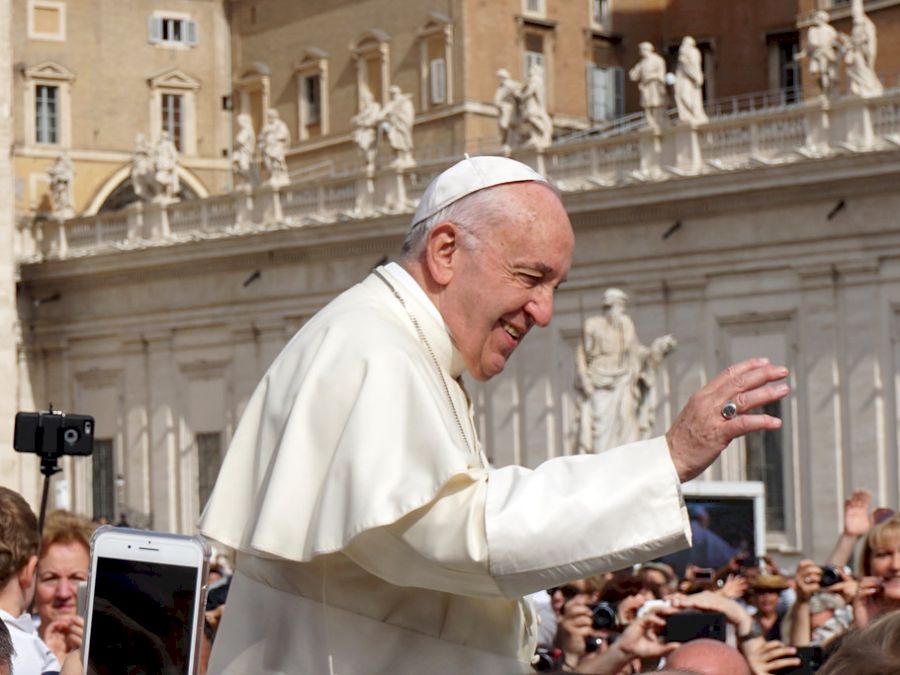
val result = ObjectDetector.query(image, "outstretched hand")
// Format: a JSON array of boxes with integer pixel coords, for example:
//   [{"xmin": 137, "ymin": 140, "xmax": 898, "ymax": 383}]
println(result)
[
  {"xmin": 665, "ymin": 358, "xmax": 789, "ymax": 482},
  {"xmin": 843, "ymin": 489, "xmax": 873, "ymax": 537}
]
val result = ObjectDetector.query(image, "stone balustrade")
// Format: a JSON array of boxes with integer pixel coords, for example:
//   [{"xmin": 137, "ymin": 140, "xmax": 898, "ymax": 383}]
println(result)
[{"xmin": 23, "ymin": 89, "xmax": 900, "ymax": 262}]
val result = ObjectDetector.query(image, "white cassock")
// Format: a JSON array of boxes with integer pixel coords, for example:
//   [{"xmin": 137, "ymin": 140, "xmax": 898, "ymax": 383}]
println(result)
[{"xmin": 199, "ymin": 263, "xmax": 691, "ymax": 674}]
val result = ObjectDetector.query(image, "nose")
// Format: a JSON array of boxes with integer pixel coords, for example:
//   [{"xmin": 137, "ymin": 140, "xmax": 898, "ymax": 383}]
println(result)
[
  {"xmin": 892, "ymin": 551, "xmax": 900, "ymax": 570},
  {"xmin": 56, "ymin": 578, "xmax": 75, "ymax": 598},
  {"xmin": 525, "ymin": 287, "xmax": 555, "ymax": 328}
]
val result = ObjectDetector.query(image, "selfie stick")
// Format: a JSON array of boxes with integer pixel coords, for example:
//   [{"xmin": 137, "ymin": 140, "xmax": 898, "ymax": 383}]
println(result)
[{"xmin": 36, "ymin": 404, "xmax": 64, "ymax": 534}]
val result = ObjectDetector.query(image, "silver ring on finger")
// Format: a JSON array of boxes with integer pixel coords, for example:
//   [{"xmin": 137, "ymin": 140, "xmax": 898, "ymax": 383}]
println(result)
[{"xmin": 721, "ymin": 400, "xmax": 738, "ymax": 420}]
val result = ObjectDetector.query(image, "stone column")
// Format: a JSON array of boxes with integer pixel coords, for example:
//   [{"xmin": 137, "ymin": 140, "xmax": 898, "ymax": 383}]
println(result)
[
  {"xmin": 256, "ymin": 319, "xmax": 288, "ymax": 375},
  {"xmin": 796, "ymin": 264, "xmax": 843, "ymax": 558},
  {"xmin": 0, "ymin": 0, "xmax": 16, "ymax": 491},
  {"xmin": 837, "ymin": 263, "xmax": 883, "ymax": 493},
  {"xmin": 231, "ymin": 324, "xmax": 263, "ymax": 423},
  {"xmin": 145, "ymin": 331, "xmax": 180, "ymax": 532},
  {"xmin": 122, "ymin": 336, "xmax": 152, "ymax": 528}
]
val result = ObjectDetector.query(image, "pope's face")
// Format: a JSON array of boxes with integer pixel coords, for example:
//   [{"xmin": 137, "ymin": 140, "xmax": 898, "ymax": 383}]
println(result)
[{"xmin": 440, "ymin": 182, "xmax": 574, "ymax": 381}]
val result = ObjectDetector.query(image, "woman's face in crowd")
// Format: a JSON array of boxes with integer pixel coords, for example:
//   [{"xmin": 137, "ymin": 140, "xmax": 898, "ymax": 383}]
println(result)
[
  {"xmin": 36, "ymin": 540, "xmax": 90, "ymax": 625},
  {"xmin": 868, "ymin": 532, "xmax": 900, "ymax": 600},
  {"xmin": 752, "ymin": 589, "xmax": 780, "ymax": 614}
]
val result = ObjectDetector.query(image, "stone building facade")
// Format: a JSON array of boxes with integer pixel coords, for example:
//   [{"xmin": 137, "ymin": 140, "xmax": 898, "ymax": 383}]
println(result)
[
  {"xmin": 12, "ymin": 0, "xmax": 232, "ymax": 222},
  {"xmin": 5, "ymin": 0, "xmax": 900, "ymax": 566}
]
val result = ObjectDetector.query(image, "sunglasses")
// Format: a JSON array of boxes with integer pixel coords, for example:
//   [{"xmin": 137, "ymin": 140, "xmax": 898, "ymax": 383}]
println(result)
[{"xmin": 874, "ymin": 508, "xmax": 895, "ymax": 525}]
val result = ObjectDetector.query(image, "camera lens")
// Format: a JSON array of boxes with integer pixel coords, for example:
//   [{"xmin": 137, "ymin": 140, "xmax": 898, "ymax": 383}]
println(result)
[
  {"xmin": 820, "ymin": 565, "xmax": 841, "ymax": 588},
  {"xmin": 592, "ymin": 602, "xmax": 617, "ymax": 630},
  {"xmin": 63, "ymin": 428, "xmax": 79, "ymax": 445}
]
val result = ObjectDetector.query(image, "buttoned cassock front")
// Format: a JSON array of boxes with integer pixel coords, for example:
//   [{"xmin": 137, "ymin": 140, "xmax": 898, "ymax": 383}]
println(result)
[{"xmin": 200, "ymin": 265, "xmax": 691, "ymax": 674}]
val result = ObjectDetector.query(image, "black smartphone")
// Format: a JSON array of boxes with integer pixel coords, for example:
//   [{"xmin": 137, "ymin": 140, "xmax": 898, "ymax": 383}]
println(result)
[
  {"xmin": 772, "ymin": 645, "xmax": 825, "ymax": 674},
  {"xmin": 664, "ymin": 610, "xmax": 727, "ymax": 643}
]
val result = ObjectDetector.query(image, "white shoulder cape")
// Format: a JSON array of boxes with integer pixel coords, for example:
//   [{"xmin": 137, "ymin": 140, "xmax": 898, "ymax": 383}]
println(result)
[{"xmin": 199, "ymin": 269, "xmax": 478, "ymax": 562}]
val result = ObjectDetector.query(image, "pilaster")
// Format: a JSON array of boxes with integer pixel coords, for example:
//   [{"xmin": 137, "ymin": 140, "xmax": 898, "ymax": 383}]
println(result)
[{"xmin": 145, "ymin": 331, "xmax": 179, "ymax": 532}]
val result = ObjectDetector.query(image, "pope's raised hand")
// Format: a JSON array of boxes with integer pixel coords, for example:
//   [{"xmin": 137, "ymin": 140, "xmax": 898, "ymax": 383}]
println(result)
[{"xmin": 665, "ymin": 358, "xmax": 790, "ymax": 482}]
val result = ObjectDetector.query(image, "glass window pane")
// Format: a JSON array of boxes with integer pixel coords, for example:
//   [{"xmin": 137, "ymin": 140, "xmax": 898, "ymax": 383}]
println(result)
[
  {"xmin": 745, "ymin": 401, "xmax": 785, "ymax": 532},
  {"xmin": 35, "ymin": 85, "xmax": 58, "ymax": 144}
]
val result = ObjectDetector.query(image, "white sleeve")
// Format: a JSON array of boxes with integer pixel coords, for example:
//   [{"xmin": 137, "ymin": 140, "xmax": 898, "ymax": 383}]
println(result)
[{"xmin": 343, "ymin": 436, "xmax": 690, "ymax": 599}]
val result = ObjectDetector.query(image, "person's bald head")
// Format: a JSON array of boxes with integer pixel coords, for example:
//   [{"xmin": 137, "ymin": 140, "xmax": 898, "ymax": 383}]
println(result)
[{"xmin": 666, "ymin": 639, "xmax": 751, "ymax": 675}]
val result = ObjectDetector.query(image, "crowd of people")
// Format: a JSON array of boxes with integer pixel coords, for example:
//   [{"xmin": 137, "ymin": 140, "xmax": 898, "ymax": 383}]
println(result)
[
  {"xmin": 527, "ymin": 488, "xmax": 900, "ymax": 673},
  {"xmin": 0, "ymin": 487, "xmax": 231, "ymax": 675}
]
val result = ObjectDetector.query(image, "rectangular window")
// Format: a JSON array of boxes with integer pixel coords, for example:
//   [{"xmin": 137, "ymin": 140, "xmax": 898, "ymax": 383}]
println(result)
[
  {"xmin": 779, "ymin": 40, "xmax": 800, "ymax": 104},
  {"xmin": 197, "ymin": 432, "xmax": 223, "ymax": 511},
  {"xmin": 524, "ymin": 0, "xmax": 545, "ymax": 15},
  {"xmin": 429, "ymin": 58, "xmax": 446, "ymax": 105},
  {"xmin": 304, "ymin": 74, "xmax": 321, "ymax": 125},
  {"xmin": 524, "ymin": 33, "xmax": 544, "ymax": 81},
  {"xmin": 745, "ymin": 401, "xmax": 786, "ymax": 532},
  {"xmin": 588, "ymin": 65, "xmax": 623, "ymax": 122},
  {"xmin": 92, "ymin": 439, "xmax": 115, "ymax": 522},
  {"xmin": 592, "ymin": 0, "xmax": 610, "ymax": 25},
  {"xmin": 148, "ymin": 15, "xmax": 198, "ymax": 46},
  {"xmin": 162, "ymin": 93, "xmax": 183, "ymax": 151},
  {"xmin": 35, "ymin": 84, "xmax": 58, "ymax": 144}
]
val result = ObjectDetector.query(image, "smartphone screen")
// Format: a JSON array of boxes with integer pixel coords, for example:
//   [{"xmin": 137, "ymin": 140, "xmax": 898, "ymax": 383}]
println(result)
[{"xmin": 83, "ymin": 529, "xmax": 208, "ymax": 675}]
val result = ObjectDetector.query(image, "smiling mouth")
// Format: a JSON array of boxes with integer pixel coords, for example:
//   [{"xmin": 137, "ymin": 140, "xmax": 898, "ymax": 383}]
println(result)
[{"xmin": 501, "ymin": 320, "xmax": 523, "ymax": 340}]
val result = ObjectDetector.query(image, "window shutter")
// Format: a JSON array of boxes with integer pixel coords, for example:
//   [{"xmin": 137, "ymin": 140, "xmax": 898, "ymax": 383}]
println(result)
[
  {"xmin": 612, "ymin": 66, "xmax": 625, "ymax": 118},
  {"xmin": 588, "ymin": 65, "xmax": 608, "ymax": 122},
  {"xmin": 148, "ymin": 15, "xmax": 162, "ymax": 43},
  {"xmin": 430, "ymin": 58, "xmax": 446, "ymax": 104},
  {"xmin": 186, "ymin": 20, "xmax": 198, "ymax": 45}
]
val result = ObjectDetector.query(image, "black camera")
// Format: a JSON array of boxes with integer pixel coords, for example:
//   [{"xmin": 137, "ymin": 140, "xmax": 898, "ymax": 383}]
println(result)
[
  {"xmin": 14, "ymin": 411, "xmax": 94, "ymax": 459},
  {"xmin": 819, "ymin": 565, "xmax": 842, "ymax": 588},
  {"xmin": 591, "ymin": 601, "xmax": 617, "ymax": 630},
  {"xmin": 531, "ymin": 648, "xmax": 563, "ymax": 672}
]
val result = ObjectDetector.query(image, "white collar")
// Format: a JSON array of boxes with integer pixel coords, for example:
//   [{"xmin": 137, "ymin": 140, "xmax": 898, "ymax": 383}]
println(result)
[{"xmin": 383, "ymin": 262, "xmax": 446, "ymax": 329}]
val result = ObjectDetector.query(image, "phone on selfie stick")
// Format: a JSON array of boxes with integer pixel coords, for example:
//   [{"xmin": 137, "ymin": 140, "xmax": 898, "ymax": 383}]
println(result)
[{"xmin": 82, "ymin": 527, "xmax": 210, "ymax": 675}]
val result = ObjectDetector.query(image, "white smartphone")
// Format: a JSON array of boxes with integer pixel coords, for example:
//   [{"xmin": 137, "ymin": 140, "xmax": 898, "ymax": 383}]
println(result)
[{"xmin": 82, "ymin": 526, "xmax": 210, "ymax": 675}]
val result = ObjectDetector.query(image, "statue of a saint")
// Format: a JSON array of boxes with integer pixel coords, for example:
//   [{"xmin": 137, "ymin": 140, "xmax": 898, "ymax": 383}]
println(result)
[
  {"xmin": 801, "ymin": 11, "xmax": 840, "ymax": 98},
  {"xmin": 674, "ymin": 37, "xmax": 708, "ymax": 126},
  {"xmin": 841, "ymin": 0, "xmax": 883, "ymax": 98},
  {"xmin": 154, "ymin": 131, "xmax": 180, "ymax": 203},
  {"xmin": 47, "ymin": 153, "xmax": 74, "ymax": 217},
  {"xmin": 131, "ymin": 133, "xmax": 155, "ymax": 202},
  {"xmin": 519, "ymin": 66, "xmax": 553, "ymax": 150},
  {"xmin": 351, "ymin": 86, "xmax": 382, "ymax": 174},
  {"xmin": 232, "ymin": 113, "xmax": 258, "ymax": 188},
  {"xmin": 629, "ymin": 42, "xmax": 668, "ymax": 133},
  {"xmin": 380, "ymin": 85, "xmax": 416, "ymax": 169},
  {"xmin": 494, "ymin": 69, "xmax": 522, "ymax": 153},
  {"xmin": 575, "ymin": 288, "xmax": 676, "ymax": 453},
  {"xmin": 258, "ymin": 108, "xmax": 290, "ymax": 188}
]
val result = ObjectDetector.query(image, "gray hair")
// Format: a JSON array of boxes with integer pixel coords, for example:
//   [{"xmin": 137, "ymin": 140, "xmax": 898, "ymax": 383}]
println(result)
[
  {"xmin": 400, "ymin": 185, "xmax": 508, "ymax": 259},
  {"xmin": 400, "ymin": 180, "xmax": 556, "ymax": 260}
]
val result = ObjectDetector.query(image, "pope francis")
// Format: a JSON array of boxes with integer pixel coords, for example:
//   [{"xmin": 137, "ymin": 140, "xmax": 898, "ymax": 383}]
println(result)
[{"xmin": 199, "ymin": 156, "xmax": 789, "ymax": 673}]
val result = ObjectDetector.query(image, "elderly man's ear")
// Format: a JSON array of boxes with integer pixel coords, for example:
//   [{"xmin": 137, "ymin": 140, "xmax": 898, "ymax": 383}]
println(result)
[{"xmin": 424, "ymin": 221, "xmax": 460, "ymax": 286}]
